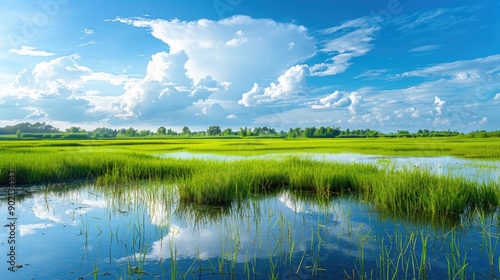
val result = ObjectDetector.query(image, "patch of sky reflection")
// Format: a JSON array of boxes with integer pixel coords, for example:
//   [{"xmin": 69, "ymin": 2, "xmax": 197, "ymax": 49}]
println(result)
[
  {"xmin": 160, "ymin": 152, "xmax": 500, "ymax": 183},
  {"xmin": 1, "ymin": 185, "xmax": 499, "ymax": 279}
]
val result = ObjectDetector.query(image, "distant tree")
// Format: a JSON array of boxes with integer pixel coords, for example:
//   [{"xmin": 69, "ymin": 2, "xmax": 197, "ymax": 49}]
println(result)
[
  {"xmin": 166, "ymin": 128, "xmax": 177, "ymax": 135},
  {"xmin": 92, "ymin": 127, "xmax": 117, "ymax": 138},
  {"xmin": 157, "ymin": 126, "xmax": 166, "ymax": 135},
  {"xmin": 126, "ymin": 127, "xmax": 136, "ymax": 137},
  {"xmin": 139, "ymin": 130, "xmax": 151, "ymax": 137},
  {"xmin": 182, "ymin": 126, "xmax": 191, "ymax": 136},
  {"xmin": 287, "ymin": 128, "xmax": 297, "ymax": 138},
  {"xmin": 16, "ymin": 129, "xmax": 21, "ymax": 138},
  {"xmin": 67, "ymin": 126, "xmax": 80, "ymax": 133},
  {"xmin": 207, "ymin": 126, "xmax": 221, "ymax": 136},
  {"xmin": 222, "ymin": 128, "xmax": 233, "ymax": 136},
  {"xmin": 238, "ymin": 127, "xmax": 248, "ymax": 137}
]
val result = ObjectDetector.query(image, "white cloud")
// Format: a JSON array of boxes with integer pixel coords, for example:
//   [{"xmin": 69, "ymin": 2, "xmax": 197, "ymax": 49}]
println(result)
[
  {"xmin": 400, "ymin": 55, "xmax": 500, "ymax": 80},
  {"xmin": 354, "ymin": 69, "xmax": 387, "ymax": 79},
  {"xmin": 8, "ymin": 46, "xmax": 55, "ymax": 57},
  {"xmin": 83, "ymin": 72, "xmax": 129, "ymax": 86},
  {"xmin": 115, "ymin": 51, "xmax": 221, "ymax": 119},
  {"xmin": 348, "ymin": 92, "xmax": 362, "ymax": 114},
  {"xmin": 116, "ymin": 15, "xmax": 316, "ymax": 89},
  {"xmin": 433, "ymin": 96, "xmax": 445, "ymax": 115},
  {"xmin": 238, "ymin": 64, "xmax": 309, "ymax": 106},
  {"xmin": 493, "ymin": 93, "xmax": 500, "ymax": 100},
  {"xmin": 227, "ymin": 114, "xmax": 237, "ymax": 119},
  {"xmin": 310, "ymin": 90, "xmax": 361, "ymax": 114},
  {"xmin": 19, "ymin": 223, "xmax": 54, "ymax": 237},
  {"xmin": 0, "ymin": 54, "xmax": 129, "ymax": 122},
  {"xmin": 310, "ymin": 90, "xmax": 342, "ymax": 109},
  {"xmin": 82, "ymin": 28, "xmax": 94, "ymax": 35},
  {"xmin": 310, "ymin": 17, "xmax": 381, "ymax": 76},
  {"xmin": 79, "ymin": 40, "xmax": 96, "ymax": 47},
  {"xmin": 225, "ymin": 30, "xmax": 248, "ymax": 47},
  {"xmin": 409, "ymin": 44, "xmax": 440, "ymax": 52},
  {"xmin": 394, "ymin": 6, "xmax": 480, "ymax": 32}
]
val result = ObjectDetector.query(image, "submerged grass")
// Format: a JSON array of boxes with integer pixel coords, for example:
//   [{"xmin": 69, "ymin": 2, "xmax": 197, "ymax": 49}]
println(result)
[
  {"xmin": 176, "ymin": 158, "xmax": 499, "ymax": 223},
  {"xmin": 1, "ymin": 139, "xmax": 499, "ymax": 223}
]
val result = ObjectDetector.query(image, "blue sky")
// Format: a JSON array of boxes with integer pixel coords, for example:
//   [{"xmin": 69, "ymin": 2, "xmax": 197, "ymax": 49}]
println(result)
[{"xmin": 0, "ymin": 0, "xmax": 499, "ymax": 132}]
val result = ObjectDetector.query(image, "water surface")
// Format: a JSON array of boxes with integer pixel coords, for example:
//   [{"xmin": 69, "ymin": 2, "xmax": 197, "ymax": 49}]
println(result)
[
  {"xmin": 1, "ymin": 184, "xmax": 499, "ymax": 279},
  {"xmin": 160, "ymin": 152, "xmax": 500, "ymax": 183}
]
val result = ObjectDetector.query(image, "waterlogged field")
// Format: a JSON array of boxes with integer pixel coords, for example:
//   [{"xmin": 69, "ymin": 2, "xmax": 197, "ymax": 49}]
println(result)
[{"xmin": 0, "ymin": 137, "xmax": 499, "ymax": 279}]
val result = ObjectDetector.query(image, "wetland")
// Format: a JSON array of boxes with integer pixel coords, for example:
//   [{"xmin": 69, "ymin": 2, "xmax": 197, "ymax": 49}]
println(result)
[{"xmin": 0, "ymin": 137, "xmax": 499, "ymax": 279}]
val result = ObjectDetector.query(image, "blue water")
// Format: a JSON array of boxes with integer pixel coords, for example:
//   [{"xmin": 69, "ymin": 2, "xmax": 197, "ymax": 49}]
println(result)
[
  {"xmin": 160, "ymin": 152, "xmax": 500, "ymax": 183},
  {"xmin": 1, "ymin": 184, "xmax": 499, "ymax": 279}
]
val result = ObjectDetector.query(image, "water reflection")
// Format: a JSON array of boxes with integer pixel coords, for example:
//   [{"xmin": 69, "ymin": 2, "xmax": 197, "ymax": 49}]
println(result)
[
  {"xmin": 160, "ymin": 152, "xmax": 500, "ymax": 183},
  {"xmin": 0, "ymin": 184, "xmax": 499, "ymax": 279}
]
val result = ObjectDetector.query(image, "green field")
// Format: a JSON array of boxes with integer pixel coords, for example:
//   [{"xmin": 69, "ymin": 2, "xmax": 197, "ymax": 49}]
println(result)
[
  {"xmin": 1, "ymin": 136, "xmax": 499, "ymax": 158},
  {"xmin": 1, "ymin": 137, "xmax": 499, "ymax": 224}
]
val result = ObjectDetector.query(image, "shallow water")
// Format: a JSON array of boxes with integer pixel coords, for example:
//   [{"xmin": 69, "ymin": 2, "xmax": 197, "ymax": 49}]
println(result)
[
  {"xmin": 160, "ymin": 152, "xmax": 500, "ymax": 183},
  {"xmin": 1, "ymin": 184, "xmax": 499, "ymax": 279}
]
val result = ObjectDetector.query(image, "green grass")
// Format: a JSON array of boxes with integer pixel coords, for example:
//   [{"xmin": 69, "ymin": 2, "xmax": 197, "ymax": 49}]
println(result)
[
  {"xmin": 0, "ymin": 138, "xmax": 498, "ymax": 224},
  {"xmin": 175, "ymin": 158, "xmax": 498, "ymax": 224},
  {"xmin": 0, "ymin": 137, "xmax": 499, "ymax": 158}
]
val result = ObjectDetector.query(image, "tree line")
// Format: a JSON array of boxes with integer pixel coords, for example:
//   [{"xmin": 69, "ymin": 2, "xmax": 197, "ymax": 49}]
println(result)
[{"xmin": 0, "ymin": 122, "xmax": 498, "ymax": 139}]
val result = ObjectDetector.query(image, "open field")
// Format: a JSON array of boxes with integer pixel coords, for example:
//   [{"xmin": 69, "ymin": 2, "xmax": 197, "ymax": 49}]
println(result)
[
  {"xmin": 1, "ymin": 137, "xmax": 500, "ymax": 278},
  {"xmin": 1, "ymin": 137, "xmax": 499, "ymax": 223},
  {"xmin": 1, "ymin": 136, "xmax": 500, "ymax": 158}
]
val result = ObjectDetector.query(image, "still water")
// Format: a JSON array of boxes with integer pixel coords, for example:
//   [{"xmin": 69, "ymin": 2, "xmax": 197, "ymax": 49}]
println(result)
[
  {"xmin": 160, "ymin": 152, "xmax": 500, "ymax": 183},
  {"xmin": 1, "ymin": 181, "xmax": 499, "ymax": 279}
]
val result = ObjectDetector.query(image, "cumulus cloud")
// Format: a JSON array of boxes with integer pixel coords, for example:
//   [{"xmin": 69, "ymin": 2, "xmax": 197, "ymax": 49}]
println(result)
[
  {"xmin": 238, "ymin": 64, "xmax": 310, "ymax": 106},
  {"xmin": 115, "ymin": 51, "xmax": 221, "ymax": 119},
  {"xmin": 311, "ymin": 90, "xmax": 361, "ymax": 114},
  {"xmin": 395, "ymin": 107, "xmax": 421, "ymax": 118},
  {"xmin": 115, "ymin": 15, "xmax": 316, "ymax": 89},
  {"xmin": 0, "ymin": 54, "xmax": 128, "ymax": 122},
  {"xmin": 434, "ymin": 96, "xmax": 446, "ymax": 115},
  {"xmin": 310, "ymin": 90, "xmax": 343, "ymax": 109},
  {"xmin": 9, "ymin": 46, "xmax": 55, "ymax": 57}
]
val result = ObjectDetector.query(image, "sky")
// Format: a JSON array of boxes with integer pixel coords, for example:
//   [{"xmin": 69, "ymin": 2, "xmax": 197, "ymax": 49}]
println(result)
[{"xmin": 0, "ymin": 0, "xmax": 499, "ymax": 132}]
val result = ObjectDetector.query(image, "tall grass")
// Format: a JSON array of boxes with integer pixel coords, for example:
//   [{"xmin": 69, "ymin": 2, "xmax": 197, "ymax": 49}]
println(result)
[
  {"xmin": 175, "ymin": 157, "xmax": 498, "ymax": 223},
  {"xmin": 0, "ymin": 148, "xmax": 196, "ymax": 188},
  {"xmin": 1, "ymin": 145, "xmax": 498, "ymax": 222},
  {"xmin": 1, "ymin": 137, "xmax": 499, "ymax": 158}
]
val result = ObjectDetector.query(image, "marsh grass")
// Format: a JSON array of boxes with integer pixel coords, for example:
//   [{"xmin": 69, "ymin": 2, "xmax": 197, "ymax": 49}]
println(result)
[
  {"xmin": 175, "ymin": 157, "xmax": 498, "ymax": 223},
  {"xmin": 1, "ymin": 141, "xmax": 498, "ymax": 223},
  {"xmin": 1, "ymin": 136, "xmax": 499, "ymax": 158},
  {"xmin": 0, "ymin": 148, "xmax": 193, "ymax": 185},
  {"xmin": 18, "ymin": 180, "xmax": 500, "ymax": 279}
]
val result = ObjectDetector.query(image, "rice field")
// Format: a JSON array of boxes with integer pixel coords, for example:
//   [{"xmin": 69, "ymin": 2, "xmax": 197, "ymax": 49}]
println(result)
[
  {"xmin": 0, "ymin": 136, "xmax": 499, "ymax": 158},
  {"xmin": 1, "ymin": 137, "xmax": 499, "ymax": 278},
  {"xmin": 1, "ymin": 137, "xmax": 499, "ymax": 222}
]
